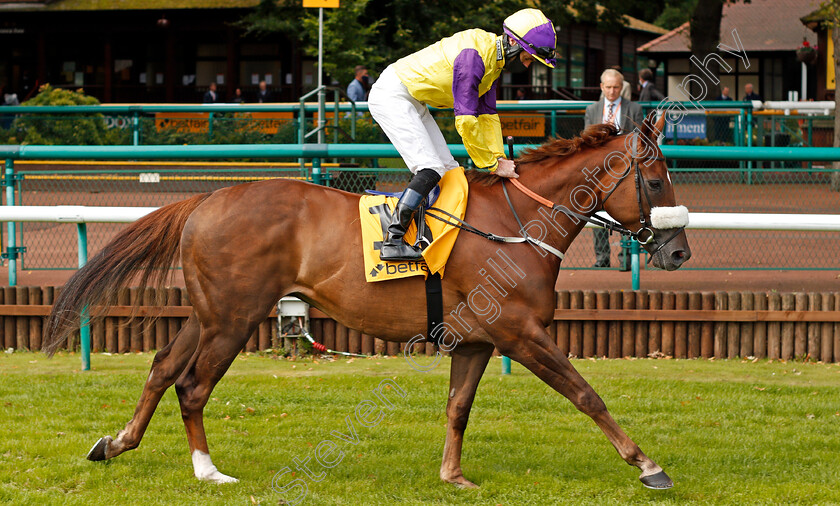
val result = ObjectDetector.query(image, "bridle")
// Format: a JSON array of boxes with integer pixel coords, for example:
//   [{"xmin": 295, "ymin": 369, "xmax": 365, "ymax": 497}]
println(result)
[
  {"xmin": 500, "ymin": 133, "xmax": 686, "ymax": 261},
  {"xmin": 423, "ymin": 133, "xmax": 686, "ymax": 262}
]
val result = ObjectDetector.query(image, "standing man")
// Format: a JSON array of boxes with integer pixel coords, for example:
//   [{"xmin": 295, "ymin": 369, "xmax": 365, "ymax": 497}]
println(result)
[
  {"xmin": 368, "ymin": 8, "xmax": 557, "ymax": 261},
  {"xmin": 599, "ymin": 65, "xmax": 631, "ymax": 102},
  {"xmin": 202, "ymin": 82, "xmax": 219, "ymax": 104},
  {"xmin": 637, "ymin": 68, "xmax": 664, "ymax": 102},
  {"xmin": 347, "ymin": 65, "xmax": 369, "ymax": 102},
  {"xmin": 585, "ymin": 68, "xmax": 643, "ymax": 269},
  {"xmin": 743, "ymin": 83, "xmax": 761, "ymax": 101},
  {"xmin": 256, "ymin": 80, "xmax": 273, "ymax": 103},
  {"xmin": 716, "ymin": 86, "xmax": 733, "ymax": 101}
]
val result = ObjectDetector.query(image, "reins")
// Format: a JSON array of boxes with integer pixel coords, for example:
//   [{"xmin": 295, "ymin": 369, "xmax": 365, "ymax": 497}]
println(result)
[{"xmin": 426, "ymin": 132, "xmax": 685, "ymax": 262}]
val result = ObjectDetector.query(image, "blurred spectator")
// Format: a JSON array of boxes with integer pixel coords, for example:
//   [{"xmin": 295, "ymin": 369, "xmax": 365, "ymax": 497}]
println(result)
[
  {"xmin": 256, "ymin": 80, "xmax": 273, "ymax": 103},
  {"xmin": 637, "ymin": 68, "xmax": 664, "ymax": 102},
  {"xmin": 515, "ymin": 87, "xmax": 528, "ymax": 100},
  {"xmin": 743, "ymin": 83, "xmax": 761, "ymax": 101},
  {"xmin": 716, "ymin": 86, "xmax": 733, "ymax": 101},
  {"xmin": 203, "ymin": 82, "xmax": 219, "ymax": 103},
  {"xmin": 232, "ymin": 88, "xmax": 244, "ymax": 103},
  {"xmin": 346, "ymin": 65, "xmax": 369, "ymax": 102}
]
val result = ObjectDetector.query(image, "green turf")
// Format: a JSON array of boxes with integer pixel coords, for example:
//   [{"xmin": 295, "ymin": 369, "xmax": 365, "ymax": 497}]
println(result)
[{"xmin": 1, "ymin": 351, "xmax": 839, "ymax": 505}]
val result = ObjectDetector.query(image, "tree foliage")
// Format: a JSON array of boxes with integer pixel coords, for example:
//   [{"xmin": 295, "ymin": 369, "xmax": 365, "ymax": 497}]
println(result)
[
  {"xmin": 238, "ymin": 0, "xmax": 386, "ymax": 86},
  {"xmin": 654, "ymin": 0, "xmax": 697, "ymax": 30},
  {"xmin": 13, "ymin": 85, "xmax": 116, "ymax": 145},
  {"xmin": 237, "ymin": 0, "xmax": 674, "ymax": 86}
]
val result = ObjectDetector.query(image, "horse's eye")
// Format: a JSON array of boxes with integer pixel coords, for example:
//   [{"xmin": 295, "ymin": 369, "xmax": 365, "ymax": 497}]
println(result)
[{"xmin": 648, "ymin": 180, "xmax": 662, "ymax": 192}]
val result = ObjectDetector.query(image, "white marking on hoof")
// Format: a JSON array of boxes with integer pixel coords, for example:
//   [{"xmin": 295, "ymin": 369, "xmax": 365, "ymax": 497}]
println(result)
[{"xmin": 191, "ymin": 450, "xmax": 239, "ymax": 484}]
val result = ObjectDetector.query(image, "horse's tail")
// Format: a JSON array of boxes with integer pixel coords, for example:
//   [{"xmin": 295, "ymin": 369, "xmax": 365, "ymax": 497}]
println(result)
[{"xmin": 42, "ymin": 193, "xmax": 212, "ymax": 356}]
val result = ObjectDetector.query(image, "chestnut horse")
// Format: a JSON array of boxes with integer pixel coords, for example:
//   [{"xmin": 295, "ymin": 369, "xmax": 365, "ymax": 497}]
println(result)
[{"xmin": 43, "ymin": 114, "xmax": 690, "ymax": 490}]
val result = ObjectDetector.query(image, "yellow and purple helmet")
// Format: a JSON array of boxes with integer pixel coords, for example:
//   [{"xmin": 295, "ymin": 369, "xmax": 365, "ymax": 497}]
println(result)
[{"xmin": 503, "ymin": 8, "xmax": 557, "ymax": 68}]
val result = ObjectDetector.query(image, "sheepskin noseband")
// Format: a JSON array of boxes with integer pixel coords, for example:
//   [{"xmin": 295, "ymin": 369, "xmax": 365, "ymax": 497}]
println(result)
[{"xmin": 650, "ymin": 206, "xmax": 689, "ymax": 229}]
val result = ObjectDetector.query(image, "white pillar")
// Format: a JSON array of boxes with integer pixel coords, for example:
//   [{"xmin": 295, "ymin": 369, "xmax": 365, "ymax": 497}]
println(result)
[{"xmin": 801, "ymin": 61, "xmax": 807, "ymax": 101}]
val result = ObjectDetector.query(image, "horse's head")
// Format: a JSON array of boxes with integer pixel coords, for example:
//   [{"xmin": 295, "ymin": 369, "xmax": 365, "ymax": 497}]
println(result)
[{"xmin": 600, "ymin": 112, "xmax": 691, "ymax": 271}]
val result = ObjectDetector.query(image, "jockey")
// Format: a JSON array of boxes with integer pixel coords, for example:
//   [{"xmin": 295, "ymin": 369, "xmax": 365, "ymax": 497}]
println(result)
[{"xmin": 368, "ymin": 8, "xmax": 557, "ymax": 262}]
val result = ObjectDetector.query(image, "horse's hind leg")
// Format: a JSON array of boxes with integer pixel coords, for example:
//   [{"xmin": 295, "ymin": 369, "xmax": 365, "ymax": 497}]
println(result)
[
  {"xmin": 174, "ymin": 318, "xmax": 258, "ymax": 484},
  {"xmin": 439, "ymin": 343, "xmax": 494, "ymax": 488},
  {"xmin": 88, "ymin": 314, "xmax": 201, "ymax": 461},
  {"xmin": 497, "ymin": 319, "xmax": 673, "ymax": 489}
]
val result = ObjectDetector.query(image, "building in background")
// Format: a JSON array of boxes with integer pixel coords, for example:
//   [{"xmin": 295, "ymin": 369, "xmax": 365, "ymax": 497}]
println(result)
[
  {"xmin": 518, "ymin": 10, "xmax": 665, "ymax": 101},
  {"xmin": 1, "ymin": 0, "xmax": 668, "ymax": 104},
  {"xmin": 801, "ymin": 5, "xmax": 837, "ymax": 101},
  {"xmin": 638, "ymin": 0, "xmax": 818, "ymax": 102},
  {"xmin": 0, "ymin": 0, "xmax": 308, "ymax": 103}
]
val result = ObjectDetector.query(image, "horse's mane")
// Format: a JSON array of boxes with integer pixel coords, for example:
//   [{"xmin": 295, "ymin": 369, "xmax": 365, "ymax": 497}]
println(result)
[{"xmin": 465, "ymin": 123, "xmax": 620, "ymax": 186}]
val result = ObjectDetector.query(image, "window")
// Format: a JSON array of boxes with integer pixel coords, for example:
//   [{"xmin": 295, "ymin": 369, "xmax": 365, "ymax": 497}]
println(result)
[
  {"xmin": 570, "ymin": 46, "xmax": 585, "ymax": 89},
  {"xmin": 551, "ymin": 44, "xmax": 567, "ymax": 88},
  {"xmin": 761, "ymin": 57, "xmax": 782, "ymax": 101}
]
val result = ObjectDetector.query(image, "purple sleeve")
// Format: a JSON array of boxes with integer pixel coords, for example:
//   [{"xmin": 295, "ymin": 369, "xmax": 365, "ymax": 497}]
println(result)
[
  {"xmin": 476, "ymin": 79, "xmax": 498, "ymax": 115},
  {"xmin": 452, "ymin": 49, "xmax": 484, "ymax": 116}
]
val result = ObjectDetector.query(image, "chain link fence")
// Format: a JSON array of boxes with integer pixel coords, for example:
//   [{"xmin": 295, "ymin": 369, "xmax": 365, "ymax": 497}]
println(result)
[{"xmin": 3, "ymin": 108, "xmax": 839, "ymax": 271}]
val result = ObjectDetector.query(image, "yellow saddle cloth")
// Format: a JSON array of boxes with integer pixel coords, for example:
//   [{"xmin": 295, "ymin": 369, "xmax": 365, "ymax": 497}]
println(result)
[{"xmin": 358, "ymin": 167, "xmax": 468, "ymax": 282}]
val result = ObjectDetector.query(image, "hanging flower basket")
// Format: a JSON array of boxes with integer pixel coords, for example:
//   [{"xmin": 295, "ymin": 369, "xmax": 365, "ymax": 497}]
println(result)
[{"xmin": 796, "ymin": 40, "xmax": 818, "ymax": 65}]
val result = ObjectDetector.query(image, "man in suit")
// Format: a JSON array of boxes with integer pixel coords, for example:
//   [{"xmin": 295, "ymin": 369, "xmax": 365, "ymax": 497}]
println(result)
[
  {"xmin": 202, "ymin": 82, "xmax": 219, "ymax": 104},
  {"xmin": 598, "ymin": 65, "xmax": 631, "ymax": 102},
  {"xmin": 716, "ymin": 86, "xmax": 733, "ymax": 101},
  {"xmin": 585, "ymin": 68, "xmax": 643, "ymax": 269},
  {"xmin": 256, "ymin": 80, "xmax": 273, "ymax": 103},
  {"xmin": 743, "ymin": 83, "xmax": 761, "ymax": 101},
  {"xmin": 637, "ymin": 68, "xmax": 664, "ymax": 102}
]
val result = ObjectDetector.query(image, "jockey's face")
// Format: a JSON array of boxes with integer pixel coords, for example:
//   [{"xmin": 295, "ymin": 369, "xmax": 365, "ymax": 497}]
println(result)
[{"xmin": 520, "ymin": 51, "xmax": 535, "ymax": 68}]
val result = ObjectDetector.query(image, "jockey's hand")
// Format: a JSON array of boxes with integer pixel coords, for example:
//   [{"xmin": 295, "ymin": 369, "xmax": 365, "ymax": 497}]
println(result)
[{"xmin": 495, "ymin": 158, "xmax": 518, "ymax": 179}]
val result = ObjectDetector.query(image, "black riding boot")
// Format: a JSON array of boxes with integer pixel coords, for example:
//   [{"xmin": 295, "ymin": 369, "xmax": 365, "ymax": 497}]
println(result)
[
  {"xmin": 380, "ymin": 169, "xmax": 441, "ymax": 262},
  {"xmin": 380, "ymin": 188, "xmax": 425, "ymax": 261}
]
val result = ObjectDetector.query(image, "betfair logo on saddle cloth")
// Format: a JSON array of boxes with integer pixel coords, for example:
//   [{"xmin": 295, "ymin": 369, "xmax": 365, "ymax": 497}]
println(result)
[{"xmin": 359, "ymin": 168, "xmax": 468, "ymax": 283}]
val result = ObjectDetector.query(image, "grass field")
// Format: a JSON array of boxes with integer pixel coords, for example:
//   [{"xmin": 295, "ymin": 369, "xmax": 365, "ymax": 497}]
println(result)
[{"xmin": 1, "ymin": 351, "xmax": 839, "ymax": 505}]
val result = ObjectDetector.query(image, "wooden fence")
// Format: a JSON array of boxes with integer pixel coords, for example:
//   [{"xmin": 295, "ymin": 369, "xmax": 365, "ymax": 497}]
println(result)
[{"xmin": 2, "ymin": 287, "xmax": 839, "ymax": 362}]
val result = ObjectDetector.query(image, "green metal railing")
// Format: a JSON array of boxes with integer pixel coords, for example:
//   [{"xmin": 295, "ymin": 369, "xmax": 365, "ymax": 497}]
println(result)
[
  {"xmin": 2, "ymin": 142, "xmax": 839, "ymax": 276},
  {"xmin": 4, "ymin": 143, "xmax": 840, "ymax": 161},
  {"xmin": 0, "ymin": 100, "xmax": 837, "ymax": 273}
]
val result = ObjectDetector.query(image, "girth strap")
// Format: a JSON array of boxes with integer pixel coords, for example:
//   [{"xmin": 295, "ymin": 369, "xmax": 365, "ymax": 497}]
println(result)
[{"xmin": 425, "ymin": 272, "xmax": 443, "ymax": 345}]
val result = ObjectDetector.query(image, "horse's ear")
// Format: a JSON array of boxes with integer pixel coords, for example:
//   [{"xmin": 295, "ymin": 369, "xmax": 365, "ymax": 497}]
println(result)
[
  {"xmin": 640, "ymin": 110, "xmax": 664, "ymax": 142},
  {"xmin": 653, "ymin": 111, "xmax": 666, "ymax": 137}
]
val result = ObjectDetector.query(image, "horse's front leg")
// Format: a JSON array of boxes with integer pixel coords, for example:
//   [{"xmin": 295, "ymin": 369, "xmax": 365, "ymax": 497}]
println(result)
[
  {"xmin": 439, "ymin": 343, "xmax": 495, "ymax": 488},
  {"xmin": 495, "ymin": 319, "xmax": 673, "ymax": 489}
]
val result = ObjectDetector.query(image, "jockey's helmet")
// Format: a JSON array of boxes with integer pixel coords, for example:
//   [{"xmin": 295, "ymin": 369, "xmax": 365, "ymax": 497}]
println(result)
[{"xmin": 502, "ymin": 9, "xmax": 557, "ymax": 69}]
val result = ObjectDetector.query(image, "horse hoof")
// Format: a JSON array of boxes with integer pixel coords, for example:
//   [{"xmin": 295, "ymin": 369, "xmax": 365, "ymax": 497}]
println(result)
[
  {"xmin": 443, "ymin": 475, "xmax": 478, "ymax": 489},
  {"xmin": 640, "ymin": 470, "xmax": 673, "ymax": 489},
  {"xmin": 87, "ymin": 436, "xmax": 112, "ymax": 461},
  {"xmin": 197, "ymin": 471, "xmax": 239, "ymax": 484}
]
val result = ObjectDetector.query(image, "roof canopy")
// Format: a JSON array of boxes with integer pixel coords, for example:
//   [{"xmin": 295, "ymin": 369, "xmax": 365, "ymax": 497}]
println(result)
[{"xmin": 639, "ymin": 0, "xmax": 817, "ymax": 53}]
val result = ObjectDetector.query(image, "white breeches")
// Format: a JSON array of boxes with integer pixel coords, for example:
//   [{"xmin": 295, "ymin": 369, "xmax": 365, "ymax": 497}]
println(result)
[{"xmin": 368, "ymin": 65, "xmax": 459, "ymax": 177}]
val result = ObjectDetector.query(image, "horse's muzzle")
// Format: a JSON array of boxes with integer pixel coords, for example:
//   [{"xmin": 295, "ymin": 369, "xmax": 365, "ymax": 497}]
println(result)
[{"xmin": 651, "ymin": 241, "xmax": 691, "ymax": 271}]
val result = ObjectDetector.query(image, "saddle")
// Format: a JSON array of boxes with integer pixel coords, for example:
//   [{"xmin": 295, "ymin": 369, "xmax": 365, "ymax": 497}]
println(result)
[{"xmin": 358, "ymin": 167, "xmax": 468, "ymax": 283}]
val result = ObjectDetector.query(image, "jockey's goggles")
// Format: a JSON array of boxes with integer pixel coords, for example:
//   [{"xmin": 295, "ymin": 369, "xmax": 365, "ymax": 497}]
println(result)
[{"xmin": 503, "ymin": 25, "xmax": 556, "ymax": 61}]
